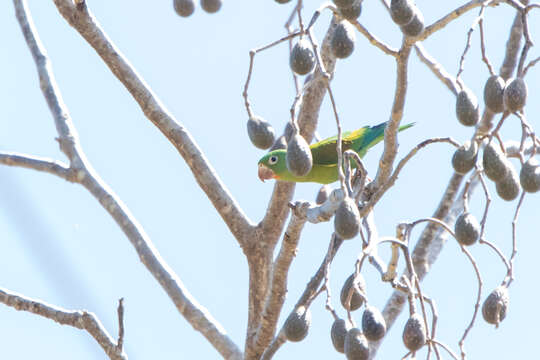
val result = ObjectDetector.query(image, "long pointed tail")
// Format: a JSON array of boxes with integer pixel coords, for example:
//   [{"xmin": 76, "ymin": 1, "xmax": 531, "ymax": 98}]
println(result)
[{"xmin": 358, "ymin": 121, "xmax": 415, "ymax": 157}]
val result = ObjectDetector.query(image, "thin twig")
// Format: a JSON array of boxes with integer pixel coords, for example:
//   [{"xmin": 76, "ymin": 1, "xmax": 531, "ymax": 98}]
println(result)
[
  {"xmin": 0, "ymin": 287, "xmax": 127, "ymax": 360},
  {"xmin": 0, "ymin": 152, "xmax": 73, "ymax": 181},
  {"xmin": 117, "ymin": 298, "xmax": 125, "ymax": 352},
  {"xmin": 414, "ymin": 44, "xmax": 459, "ymax": 95}
]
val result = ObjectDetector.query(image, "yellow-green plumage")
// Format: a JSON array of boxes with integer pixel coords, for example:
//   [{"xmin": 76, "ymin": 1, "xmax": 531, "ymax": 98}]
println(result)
[{"xmin": 258, "ymin": 121, "xmax": 414, "ymax": 184}]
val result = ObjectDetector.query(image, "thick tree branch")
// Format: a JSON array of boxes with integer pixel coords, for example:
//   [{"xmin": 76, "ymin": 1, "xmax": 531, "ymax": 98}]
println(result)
[
  {"xmin": 245, "ymin": 18, "xmax": 339, "ymax": 360},
  {"xmin": 51, "ymin": 0, "xmax": 254, "ymax": 247},
  {"xmin": 13, "ymin": 1, "xmax": 243, "ymax": 359},
  {"xmin": 372, "ymin": 40, "xmax": 411, "ymax": 190},
  {"xmin": 0, "ymin": 287, "xmax": 127, "ymax": 360},
  {"xmin": 0, "ymin": 152, "xmax": 73, "ymax": 181},
  {"xmin": 254, "ymin": 209, "xmax": 307, "ymax": 352}
]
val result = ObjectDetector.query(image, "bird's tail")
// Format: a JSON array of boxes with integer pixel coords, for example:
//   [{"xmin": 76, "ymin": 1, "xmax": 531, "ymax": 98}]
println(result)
[{"xmin": 358, "ymin": 121, "xmax": 415, "ymax": 157}]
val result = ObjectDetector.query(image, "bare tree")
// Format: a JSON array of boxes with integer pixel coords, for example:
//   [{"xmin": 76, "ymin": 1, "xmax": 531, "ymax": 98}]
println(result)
[{"xmin": 1, "ymin": 0, "xmax": 539, "ymax": 359}]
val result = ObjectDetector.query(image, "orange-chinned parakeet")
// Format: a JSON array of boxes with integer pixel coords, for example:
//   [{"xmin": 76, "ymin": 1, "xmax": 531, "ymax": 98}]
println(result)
[{"xmin": 258, "ymin": 121, "xmax": 413, "ymax": 184}]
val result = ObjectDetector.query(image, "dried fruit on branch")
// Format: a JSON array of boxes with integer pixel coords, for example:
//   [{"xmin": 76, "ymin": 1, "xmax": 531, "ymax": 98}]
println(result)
[
  {"xmin": 340, "ymin": 273, "xmax": 366, "ymax": 311},
  {"xmin": 402, "ymin": 313, "xmax": 427, "ymax": 352},
  {"xmin": 290, "ymin": 38, "xmax": 315, "ymax": 75},
  {"xmin": 286, "ymin": 134, "xmax": 313, "ymax": 176},
  {"xmin": 452, "ymin": 140, "xmax": 478, "ymax": 175},
  {"xmin": 284, "ymin": 306, "xmax": 312, "ymax": 342},
  {"xmin": 361, "ymin": 305, "xmax": 386, "ymax": 341},
  {"xmin": 247, "ymin": 116, "xmax": 275, "ymax": 150},
  {"xmin": 334, "ymin": 197, "xmax": 361, "ymax": 240},
  {"xmin": 482, "ymin": 286, "xmax": 509, "ymax": 327},
  {"xmin": 344, "ymin": 328, "xmax": 369, "ymax": 360},
  {"xmin": 331, "ymin": 21, "xmax": 356, "ymax": 59},
  {"xmin": 454, "ymin": 212, "xmax": 480, "ymax": 246}
]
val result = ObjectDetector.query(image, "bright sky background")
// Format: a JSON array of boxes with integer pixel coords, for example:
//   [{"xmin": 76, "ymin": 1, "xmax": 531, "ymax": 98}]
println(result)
[{"xmin": 1, "ymin": 1, "xmax": 539, "ymax": 359}]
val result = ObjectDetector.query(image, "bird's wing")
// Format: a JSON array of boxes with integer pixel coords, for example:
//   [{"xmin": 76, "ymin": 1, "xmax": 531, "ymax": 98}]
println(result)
[{"xmin": 310, "ymin": 128, "xmax": 368, "ymax": 165}]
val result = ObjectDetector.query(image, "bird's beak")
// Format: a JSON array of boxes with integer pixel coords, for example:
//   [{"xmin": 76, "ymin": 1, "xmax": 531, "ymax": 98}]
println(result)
[{"xmin": 258, "ymin": 163, "xmax": 276, "ymax": 182}]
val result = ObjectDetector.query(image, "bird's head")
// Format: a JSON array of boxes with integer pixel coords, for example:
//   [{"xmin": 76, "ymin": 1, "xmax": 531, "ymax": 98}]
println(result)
[{"xmin": 258, "ymin": 149, "xmax": 287, "ymax": 182}]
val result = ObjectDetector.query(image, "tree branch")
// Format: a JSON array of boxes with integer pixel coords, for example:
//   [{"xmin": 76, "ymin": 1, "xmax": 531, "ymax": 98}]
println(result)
[
  {"xmin": 0, "ymin": 152, "xmax": 73, "ymax": 181},
  {"xmin": 0, "ymin": 287, "xmax": 127, "ymax": 360},
  {"xmin": 414, "ymin": 44, "xmax": 459, "ymax": 95},
  {"xmin": 13, "ymin": 1, "xmax": 243, "ymax": 358},
  {"xmin": 51, "ymin": 0, "xmax": 254, "ymax": 247}
]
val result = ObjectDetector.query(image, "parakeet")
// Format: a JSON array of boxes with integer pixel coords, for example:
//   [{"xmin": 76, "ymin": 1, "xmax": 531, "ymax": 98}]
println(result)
[{"xmin": 258, "ymin": 121, "xmax": 414, "ymax": 184}]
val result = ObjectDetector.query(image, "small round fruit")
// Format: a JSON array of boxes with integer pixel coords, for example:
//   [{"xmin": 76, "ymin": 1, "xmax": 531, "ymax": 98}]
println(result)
[
  {"xmin": 316, "ymin": 185, "xmax": 331, "ymax": 205},
  {"xmin": 286, "ymin": 134, "xmax": 313, "ymax": 176},
  {"xmin": 452, "ymin": 141, "xmax": 478, "ymax": 175},
  {"xmin": 483, "ymin": 75, "xmax": 505, "ymax": 113},
  {"xmin": 496, "ymin": 166, "xmax": 521, "ymax": 201},
  {"xmin": 520, "ymin": 158, "xmax": 540, "ymax": 193},
  {"xmin": 454, "ymin": 212, "xmax": 480, "ymax": 246},
  {"xmin": 200, "ymin": 0, "xmax": 221, "ymax": 13},
  {"xmin": 331, "ymin": 318, "xmax": 351, "ymax": 353},
  {"xmin": 174, "ymin": 0, "xmax": 195, "ymax": 17},
  {"xmin": 344, "ymin": 328, "xmax": 369, "ymax": 360},
  {"xmin": 290, "ymin": 38, "xmax": 315, "ymax": 75},
  {"xmin": 333, "ymin": 0, "xmax": 355, "ymax": 7},
  {"xmin": 400, "ymin": 9, "xmax": 424, "ymax": 37},
  {"xmin": 362, "ymin": 305, "xmax": 386, "ymax": 341},
  {"xmin": 402, "ymin": 313, "xmax": 426, "ymax": 352},
  {"xmin": 275, "ymin": 0, "xmax": 292, "ymax": 3},
  {"xmin": 334, "ymin": 197, "xmax": 361, "ymax": 240},
  {"xmin": 483, "ymin": 142, "xmax": 509, "ymax": 182},
  {"xmin": 503, "ymin": 77, "xmax": 527, "ymax": 112},
  {"xmin": 284, "ymin": 306, "xmax": 311, "ymax": 342},
  {"xmin": 331, "ymin": 21, "xmax": 356, "ymax": 59},
  {"xmin": 482, "ymin": 286, "xmax": 509, "ymax": 327},
  {"xmin": 390, "ymin": 0, "xmax": 415, "ymax": 25},
  {"xmin": 340, "ymin": 0, "xmax": 362, "ymax": 21},
  {"xmin": 340, "ymin": 273, "xmax": 366, "ymax": 311},
  {"xmin": 247, "ymin": 116, "xmax": 275, "ymax": 150},
  {"xmin": 456, "ymin": 88, "xmax": 480, "ymax": 127}
]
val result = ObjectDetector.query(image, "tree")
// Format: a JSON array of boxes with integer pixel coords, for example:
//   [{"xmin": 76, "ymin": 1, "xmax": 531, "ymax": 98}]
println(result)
[{"xmin": 1, "ymin": 0, "xmax": 538, "ymax": 359}]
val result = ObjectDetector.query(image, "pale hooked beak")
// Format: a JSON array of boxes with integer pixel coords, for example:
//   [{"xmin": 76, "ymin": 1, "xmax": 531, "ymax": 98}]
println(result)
[{"xmin": 258, "ymin": 163, "xmax": 276, "ymax": 182}]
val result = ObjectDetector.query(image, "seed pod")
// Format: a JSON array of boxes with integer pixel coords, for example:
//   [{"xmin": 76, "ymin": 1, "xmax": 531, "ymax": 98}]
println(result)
[
  {"xmin": 482, "ymin": 286, "xmax": 509, "ymax": 327},
  {"xmin": 290, "ymin": 38, "xmax": 315, "ymax": 75},
  {"xmin": 174, "ymin": 0, "xmax": 195, "ymax": 17},
  {"xmin": 483, "ymin": 142, "xmax": 509, "ymax": 182},
  {"xmin": 200, "ymin": 0, "xmax": 221, "ymax": 13},
  {"xmin": 496, "ymin": 166, "xmax": 521, "ymax": 201},
  {"xmin": 316, "ymin": 185, "xmax": 331, "ymax": 205},
  {"xmin": 331, "ymin": 318, "xmax": 351, "ymax": 353},
  {"xmin": 456, "ymin": 88, "xmax": 480, "ymax": 127},
  {"xmin": 275, "ymin": 0, "xmax": 292, "ymax": 3},
  {"xmin": 333, "ymin": 0, "xmax": 355, "ymax": 7},
  {"xmin": 454, "ymin": 212, "xmax": 480, "ymax": 246},
  {"xmin": 331, "ymin": 21, "xmax": 356, "ymax": 59},
  {"xmin": 344, "ymin": 328, "xmax": 369, "ymax": 360},
  {"xmin": 284, "ymin": 306, "xmax": 311, "ymax": 342},
  {"xmin": 270, "ymin": 135, "xmax": 287, "ymax": 151},
  {"xmin": 402, "ymin": 313, "xmax": 426, "ymax": 352},
  {"xmin": 340, "ymin": 0, "xmax": 362, "ymax": 21},
  {"xmin": 247, "ymin": 116, "xmax": 275, "ymax": 150},
  {"xmin": 520, "ymin": 158, "xmax": 540, "ymax": 193},
  {"xmin": 286, "ymin": 134, "xmax": 313, "ymax": 176},
  {"xmin": 452, "ymin": 141, "xmax": 478, "ymax": 175},
  {"xmin": 340, "ymin": 273, "xmax": 366, "ymax": 311},
  {"xmin": 362, "ymin": 305, "xmax": 386, "ymax": 341},
  {"xmin": 483, "ymin": 75, "xmax": 505, "ymax": 113},
  {"xmin": 334, "ymin": 197, "xmax": 361, "ymax": 240},
  {"xmin": 400, "ymin": 9, "xmax": 424, "ymax": 37},
  {"xmin": 503, "ymin": 77, "xmax": 527, "ymax": 112},
  {"xmin": 390, "ymin": 0, "xmax": 415, "ymax": 25}
]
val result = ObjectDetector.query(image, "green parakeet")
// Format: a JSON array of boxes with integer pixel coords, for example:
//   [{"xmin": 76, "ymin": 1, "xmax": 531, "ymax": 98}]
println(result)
[{"xmin": 258, "ymin": 121, "xmax": 414, "ymax": 184}]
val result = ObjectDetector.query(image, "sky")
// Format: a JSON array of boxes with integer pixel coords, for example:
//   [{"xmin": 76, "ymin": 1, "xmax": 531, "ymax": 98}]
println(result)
[{"xmin": 1, "ymin": 1, "xmax": 539, "ymax": 359}]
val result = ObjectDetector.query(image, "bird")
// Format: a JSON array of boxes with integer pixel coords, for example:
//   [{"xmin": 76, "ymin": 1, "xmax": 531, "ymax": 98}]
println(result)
[{"xmin": 258, "ymin": 121, "xmax": 414, "ymax": 184}]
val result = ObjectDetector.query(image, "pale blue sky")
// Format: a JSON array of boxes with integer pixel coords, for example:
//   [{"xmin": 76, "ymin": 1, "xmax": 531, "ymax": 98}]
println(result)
[{"xmin": 1, "ymin": 1, "xmax": 539, "ymax": 359}]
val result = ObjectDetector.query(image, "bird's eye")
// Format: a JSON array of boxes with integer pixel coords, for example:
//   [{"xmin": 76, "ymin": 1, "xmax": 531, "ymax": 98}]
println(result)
[{"xmin": 268, "ymin": 156, "xmax": 278, "ymax": 165}]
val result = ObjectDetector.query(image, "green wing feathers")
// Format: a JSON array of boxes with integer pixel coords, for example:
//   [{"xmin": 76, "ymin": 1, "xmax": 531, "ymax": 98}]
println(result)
[{"xmin": 310, "ymin": 121, "xmax": 414, "ymax": 165}]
